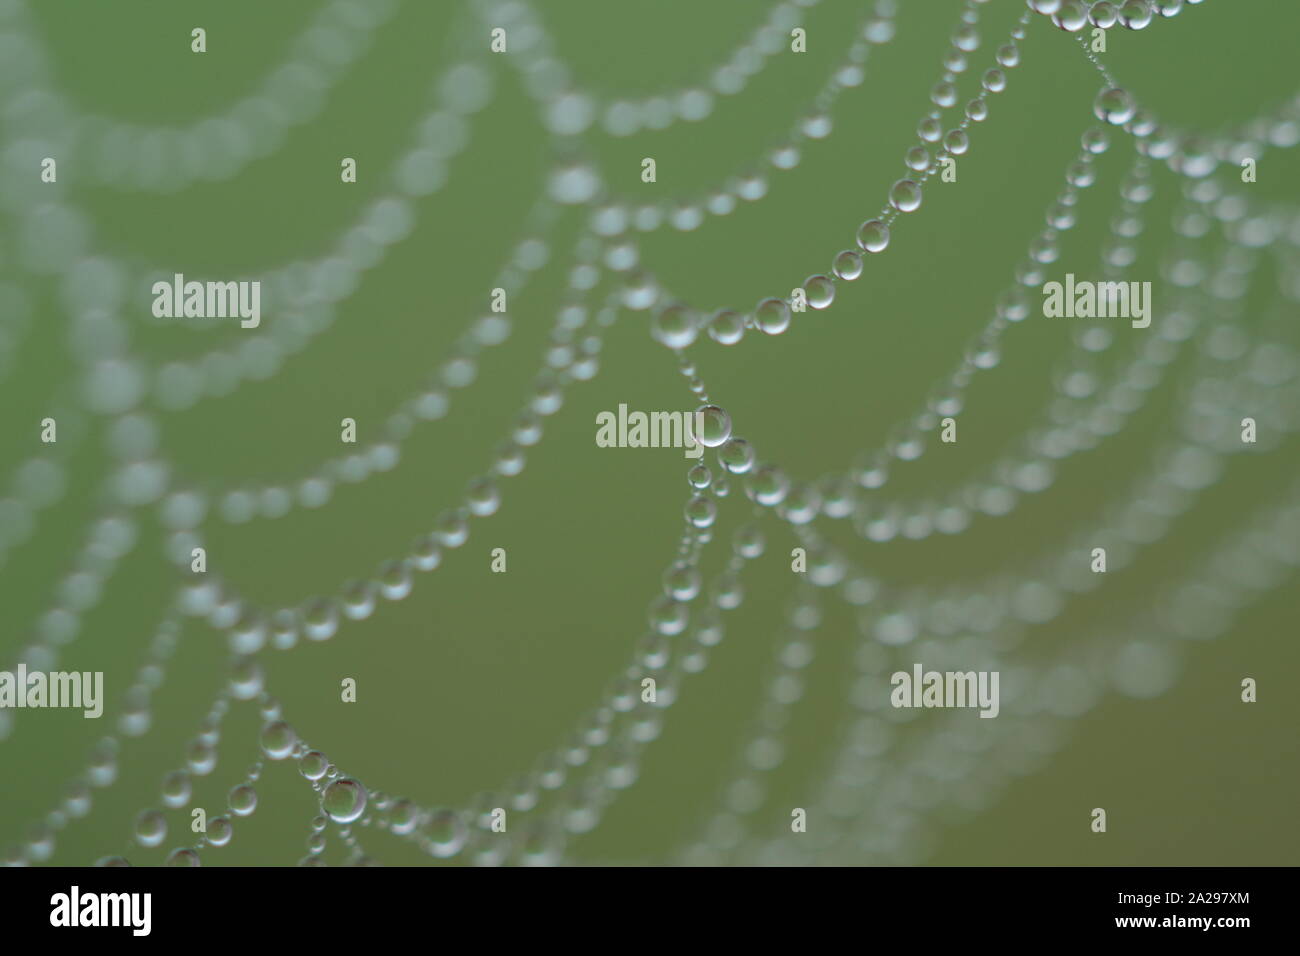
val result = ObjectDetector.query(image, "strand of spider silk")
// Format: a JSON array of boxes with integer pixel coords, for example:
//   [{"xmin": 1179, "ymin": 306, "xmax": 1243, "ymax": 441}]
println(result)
[
  {"xmin": 487, "ymin": 508, "xmax": 763, "ymax": 863},
  {"xmin": 0, "ymin": 510, "xmax": 141, "ymax": 723},
  {"xmin": 156, "ymin": 198, "xmax": 565, "ymax": 531},
  {"xmin": 467, "ymin": 495, "xmax": 783, "ymax": 862},
  {"xmin": 573, "ymin": 0, "xmax": 899, "ymax": 227},
  {"xmin": 478, "ymin": 0, "xmax": 831, "ymax": 139},
  {"xmin": 1065, "ymin": 11, "xmax": 1295, "ymax": 186},
  {"xmin": 269, "ymin": 508, "xmax": 758, "ymax": 865},
  {"xmin": 803, "ymin": 239, "xmax": 1264, "ymax": 648},
  {"xmin": 631, "ymin": 4, "xmax": 1026, "ymax": 347},
  {"xmin": 129, "ymin": 725, "xmax": 266, "ymax": 868},
  {"xmin": 667, "ymin": 132, "xmax": 1117, "ymax": 527},
  {"xmin": 777, "ymin": 480, "xmax": 1300, "ymax": 867},
  {"xmin": 0, "ymin": 0, "xmax": 406, "ymax": 192},
  {"xmin": 713, "ymin": 371, "xmax": 1290, "ymax": 868},
  {"xmin": 810, "ymin": 472, "xmax": 1300, "ymax": 866},
  {"xmin": 832, "ymin": 141, "xmax": 1258, "ymax": 530},
  {"xmin": 136, "ymin": 65, "xmax": 505, "ymax": 415},
  {"xmin": 164, "ymin": 240, "xmax": 614, "ymax": 656},
  {"xmin": 75, "ymin": 684, "xmax": 238, "ymax": 868},
  {"xmin": 701, "ymin": 143, "xmax": 1159, "ymax": 540},
  {"xmin": 120, "ymin": 687, "xmax": 274, "ymax": 868},
  {"xmin": 845, "ymin": 174, "xmax": 1293, "ymax": 542},
  {"xmin": 673, "ymin": 244, "xmax": 1262, "ymax": 863},
  {"xmin": 444, "ymin": 511, "xmax": 742, "ymax": 865},
  {"xmin": 3, "ymin": 44, "xmax": 500, "ymax": 415},
  {"xmin": 139, "ymin": 195, "xmax": 562, "ymax": 599},
  {"xmin": 813, "ymin": 152, "xmax": 1175, "ymax": 540},
  {"xmin": 687, "ymin": 233, "xmax": 1261, "ymax": 720},
  {"xmin": 133, "ymin": 179, "xmax": 555, "ymax": 527},
  {"xmin": 100, "ymin": 679, "xmax": 282, "ymax": 867},
  {"xmin": 676, "ymin": 574, "xmax": 825, "ymax": 866},
  {"xmin": 707, "ymin": 366, "xmax": 1294, "ymax": 868},
  {"xmin": 3, "ymin": 609, "xmax": 182, "ymax": 865},
  {"xmin": 824, "ymin": 157, "xmax": 1233, "ymax": 543}
]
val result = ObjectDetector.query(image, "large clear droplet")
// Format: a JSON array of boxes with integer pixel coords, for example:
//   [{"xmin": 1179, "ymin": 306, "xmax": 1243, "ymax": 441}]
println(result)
[
  {"xmin": 260, "ymin": 721, "xmax": 296, "ymax": 761},
  {"xmin": 889, "ymin": 179, "xmax": 922, "ymax": 213},
  {"xmin": 695, "ymin": 405, "xmax": 732, "ymax": 447},
  {"xmin": 754, "ymin": 298, "xmax": 791, "ymax": 335},
  {"xmin": 321, "ymin": 778, "xmax": 368, "ymax": 824},
  {"xmin": 1118, "ymin": 0, "xmax": 1153, "ymax": 29},
  {"xmin": 718, "ymin": 438, "xmax": 756, "ymax": 474},
  {"xmin": 228, "ymin": 784, "xmax": 258, "ymax": 817},
  {"xmin": 803, "ymin": 275, "xmax": 835, "ymax": 310},
  {"xmin": 856, "ymin": 219, "xmax": 890, "ymax": 253},
  {"xmin": 1093, "ymin": 87, "xmax": 1136, "ymax": 126},
  {"xmin": 1052, "ymin": 0, "xmax": 1089, "ymax": 31},
  {"xmin": 707, "ymin": 309, "xmax": 744, "ymax": 345},
  {"xmin": 652, "ymin": 304, "xmax": 697, "ymax": 349},
  {"xmin": 134, "ymin": 810, "xmax": 166, "ymax": 848}
]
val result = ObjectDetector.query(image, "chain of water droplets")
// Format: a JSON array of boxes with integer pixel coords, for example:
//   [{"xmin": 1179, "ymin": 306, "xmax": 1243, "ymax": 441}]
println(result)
[{"xmin": 676, "ymin": 187, "xmax": 1295, "ymax": 865}]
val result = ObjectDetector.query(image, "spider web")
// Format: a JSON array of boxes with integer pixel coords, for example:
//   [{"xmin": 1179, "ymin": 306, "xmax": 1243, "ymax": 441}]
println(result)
[{"xmin": 1, "ymin": 0, "xmax": 1298, "ymax": 867}]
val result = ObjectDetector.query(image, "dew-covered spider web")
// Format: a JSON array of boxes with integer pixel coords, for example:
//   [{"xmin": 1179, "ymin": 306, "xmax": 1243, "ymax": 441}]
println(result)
[{"xmin": 1, "ymin": 0, "xmax": 1299, "ymax": 867}]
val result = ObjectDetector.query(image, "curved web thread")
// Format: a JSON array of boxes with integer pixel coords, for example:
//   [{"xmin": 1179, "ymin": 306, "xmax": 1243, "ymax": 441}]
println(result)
[{"xmin": 0, "ymin": 0, "xmax": 1296, "ymax": 866}]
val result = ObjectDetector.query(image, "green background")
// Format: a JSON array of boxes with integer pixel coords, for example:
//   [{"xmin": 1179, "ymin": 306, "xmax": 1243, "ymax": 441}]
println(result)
[{"xmin": 1, "ymin": 0, "xmax": 1297, "ymax": 865}]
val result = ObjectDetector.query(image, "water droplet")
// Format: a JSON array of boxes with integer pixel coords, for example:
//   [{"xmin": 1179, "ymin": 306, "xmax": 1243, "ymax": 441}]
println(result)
[
  {"xmin": 856, "ymin": 219, "xmax": 890, "ymax": 253},
  {"xmin": 1081, "ymin": 127, "xmax": 1110, "ymax": 154},
  {"xmin": 1089, "ymin": 0, "xmax": 1119, "ymax": 26},
  {"xmin": 1118, "ymin": 0, "xmax": 1153, "ymax": 29},
  {"xmin": 422, "ymin": 809, "xmax": 468, "ymax": 858},
  {"xmin": 747, "ymin": 466, "xmax": 790, "ymax": 507},
  {"xmin": 299, "ymin": 750, "xmax": 329, "ymax": 781},
  {"xmin": 207, "ymin": 816, "xmax": 233, "ymax": 847},
  {"xmin": 1053, "ymin": 0, "xmax": 1089, "ymax": 30},
  {"xmin": 803, "ymin": 274, "xmax": 835, "ymax": 310},
  {"xmin": 161, "ymin": 771, "xmax": 192, "ymax": 808},
  {"xmin": 684, "ymin": 496, "xmax": 716, "ymax": 528},
  {"xmin": 321, "ymin": 778, "xmax": 368, "ymax": 824},
  {"xmin": 301, "ymin": 596, "xmax": 339, "ymax": 641},
  {"xmin": 652, "ymin": 304, "xmax": 698, "ymax": 349},
  {"xmin": 648, "ymin": 597, "xmax": 689, "ymax": 636},
  {"xmin": 134, "ymin": 810, "xmax": 166, "ymax": 848},
  {"xmin": 833, "ymin": 249, "xmax": 862, "ymax": 281},
  {"xmin": 718, "ymin": 438, "xmax": 756, "ymax": 474},
  {"xmin": 546, "ymin": 92, "xmax": 594, "ymax": 134},
  {"xmin": 388, "ymin": 799, "xmax": 419, "ymax": 835},
  {"xmin": 376, "ymin": 559, "xmax": 413, "ymax": 601},
  {"xmin": 663, "ymin": 565, "xmax": 702, "ymax": 601},
  {"xmin": 228, "ymin": 784, "xmax": 258, "ymax": 817},
  {"xmin": 889, "ymin": 180, "xmax": 922, "ymax": 213},
  {"xmin": 260, "ymin": 721, "xmax": 296, "ymax": 760},
  {"xmin": 694, "ymin": 405, "xmax": 732, "ymax": 447},
  {"xmin": 1093, "ymin": 87, "xmax": 1136, "ymax": 126},
  {"xmin": 944, "ymin": 129, "xmax": 970, "ymax": 156},
  {"xmin": 187, "ymin": 740, "xmax": 217, "ymax": 776},
  {"xmin": 707, "ymin": 309, "xmax": 744, "ymax": 345},
  {"xmin": 166, "ymin": 848, "xmax": 200, "ymax": 866},
  {"xmin": 754, "ymin": 298, "xmax": 791, "ymax": 335}
]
